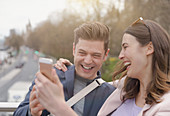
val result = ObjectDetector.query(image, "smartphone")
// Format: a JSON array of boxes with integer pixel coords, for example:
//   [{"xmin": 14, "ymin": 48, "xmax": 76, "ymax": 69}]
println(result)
[{"xmin": 39, "ymin": 57, "xmax": 53, "ymax": 81}]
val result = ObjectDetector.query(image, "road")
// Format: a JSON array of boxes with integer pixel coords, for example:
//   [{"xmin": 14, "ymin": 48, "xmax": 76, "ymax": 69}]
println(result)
[{"xmin": 0, "ymin": 47, "xmax": 39, "ymax": 102}]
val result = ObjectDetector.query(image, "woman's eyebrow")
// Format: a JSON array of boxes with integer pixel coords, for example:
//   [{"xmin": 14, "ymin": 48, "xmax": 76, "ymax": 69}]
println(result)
[{"xmin": 122, "ymin": 43, "xmax": 128, "ymax": 47}]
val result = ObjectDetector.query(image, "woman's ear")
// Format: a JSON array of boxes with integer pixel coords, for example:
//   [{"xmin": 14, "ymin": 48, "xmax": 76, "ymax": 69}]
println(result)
[{"xmin": 146, "ymin": 42, "xmax": 154, "ymax": 55}]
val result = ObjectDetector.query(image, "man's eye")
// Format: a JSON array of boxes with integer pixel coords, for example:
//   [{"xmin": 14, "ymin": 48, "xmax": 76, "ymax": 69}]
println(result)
[
  {"xmin": 93, "ymin": 54, "xmax": 101, "ymax": 58},
  {"xmin": 79, "ymin": 52, "xmax": 86, "ymax": 55}
]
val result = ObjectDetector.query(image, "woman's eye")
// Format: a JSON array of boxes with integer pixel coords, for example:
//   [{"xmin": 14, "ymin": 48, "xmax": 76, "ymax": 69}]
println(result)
[{"xmin": 124, "ymin": 46, "xmax": 128, "ymax": 49}]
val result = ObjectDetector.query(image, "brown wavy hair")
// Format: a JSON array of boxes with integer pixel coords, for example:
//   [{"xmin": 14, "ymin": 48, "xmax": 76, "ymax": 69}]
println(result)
[
  {"xmin": 113, "ymin": 19, "xmax": 170, "ymax": 105},
  {"xmin": 74, "ymin": 22, "xmax": 110, "ymax": 54}
]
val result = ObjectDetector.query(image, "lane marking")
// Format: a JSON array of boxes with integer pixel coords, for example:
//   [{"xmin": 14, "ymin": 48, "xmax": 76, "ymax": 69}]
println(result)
[{"xmin": 0, "ymin": 69, "xmax": 21, "ymax": 88}]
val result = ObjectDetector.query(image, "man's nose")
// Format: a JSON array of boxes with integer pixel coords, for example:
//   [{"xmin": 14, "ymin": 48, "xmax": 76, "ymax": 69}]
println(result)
[{"xmin": 84, "ymin": 55, "xmax": 93, "ymax": 64}]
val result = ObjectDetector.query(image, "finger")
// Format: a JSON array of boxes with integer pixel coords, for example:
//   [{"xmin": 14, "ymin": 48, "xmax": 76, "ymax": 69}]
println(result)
[
  {"xmin": 34, "ymin": 77, "xmax": 45, "ymax": 94},
  {"xmin": 53, "ymin": 63, "xmax": 61, "ymax": 70},
  {"xmin": 35, "ymin": 75, "xmax": 51, "ymax": 98},
  {"xmin": 36, "ymin": 103, "xmax": 44, "ymax": 110},
  {"xmin": 31, "ymin": 104, "xmax": 44, "ymax": 115},
  {"xmin": 60, "ymin": 58, "xmax": 72, "ymax": 66},
  {"xmin": 32, "ymin": 85, "xmax": 36, "ymax": 91},
  {"xmin": 34, "ymin": 76, "xmax": 44, "ymax": 98},
  {"xmin": 51, "ymin": 69, "xmax": 62, "ymax": 87},
  {"xmin": 30, "ymin": 94, "xmax": 40, "ymax": 108},
  {"xmin": 59, "ymin": 61, "xmax": 67, "ymax": 72},
  {"xmin": 36, "ymin": 72, "xmax": 49, "ymax": 84},
  {"xmin": 64, "ymin": 60, "xmax": 72, "ymax": 65},
  {"xmin": 30, "ymin": 86, "xmax": 37, "ymax": 102},
  {"xmin": 55, "ymin": 60, "xmax": 67, "ymax": 72}
]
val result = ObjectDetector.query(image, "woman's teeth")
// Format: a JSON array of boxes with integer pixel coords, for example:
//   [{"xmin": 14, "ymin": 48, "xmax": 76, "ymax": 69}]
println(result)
[{"xmin": 124, "ymin": 62, "xmax": 131, "ymax": 66}]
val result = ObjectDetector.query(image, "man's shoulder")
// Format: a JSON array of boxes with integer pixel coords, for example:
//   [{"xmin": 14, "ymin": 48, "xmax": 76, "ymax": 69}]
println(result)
[
  {"xmin": 92, "ymin": 80, "xmax": 115, "ymax": 104},
  {"xmin": 54, "ymin": 65, "xmax": 75, "ymax": 73},
  {"xmin": 103, "ymin": 82, "xmax": 115, "ymax": 89},
  {"xmin": 99, "ymin": 81, "xmax": 116, "ymax": 92}
]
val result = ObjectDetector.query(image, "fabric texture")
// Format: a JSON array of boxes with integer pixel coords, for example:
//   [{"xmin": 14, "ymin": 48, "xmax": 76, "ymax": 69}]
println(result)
[{"xmin": 111, "ymin": 98, "xmax": 142, "ymax": 116}]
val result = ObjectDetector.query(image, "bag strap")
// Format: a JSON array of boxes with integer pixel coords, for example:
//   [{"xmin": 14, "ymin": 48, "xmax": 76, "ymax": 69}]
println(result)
[{"xmin": 66, "ymin": 78, "xmax": 105, "ymax": 107}]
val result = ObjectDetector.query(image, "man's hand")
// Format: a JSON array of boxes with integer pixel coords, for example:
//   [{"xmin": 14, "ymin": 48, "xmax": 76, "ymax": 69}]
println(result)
[
  {"xmin": 35, "ymin": 69, "xmax": 77, "ymax": 116},
  {"xmin": 35, "ymin": 69, "xmax": 65, "ymax": 115},
  {"xmin": 29, "ymin": 85, "xmax": 44, "ymax": 116},
  {"xmin": 54, "ymin": 58, "xmax": 73, "ymax": 72}
]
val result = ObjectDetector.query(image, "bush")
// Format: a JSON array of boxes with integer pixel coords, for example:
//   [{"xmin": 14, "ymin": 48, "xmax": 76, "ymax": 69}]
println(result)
[{"xmin": 101, "ymin": 57, "xmax": 119, "ymax": 82}]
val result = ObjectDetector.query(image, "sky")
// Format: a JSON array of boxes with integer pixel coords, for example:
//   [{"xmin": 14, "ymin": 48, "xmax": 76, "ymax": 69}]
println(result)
[{"xmin": 0, "ymin": 0, "xmax": 66, "ymax": 40}]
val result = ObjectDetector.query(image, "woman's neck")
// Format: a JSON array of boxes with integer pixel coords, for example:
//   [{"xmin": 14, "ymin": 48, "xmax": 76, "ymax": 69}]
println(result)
[
  {"xmin": 135, "ymin": 54, "xmax": 153, "ymax": 107},
  {"xmin": 135, "ymin": 73, "xmax": 152, "ymax": 108}
]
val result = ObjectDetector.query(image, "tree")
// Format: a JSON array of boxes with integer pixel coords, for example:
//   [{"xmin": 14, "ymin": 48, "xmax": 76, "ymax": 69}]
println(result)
[{"xmin": 5, "ymin": 29, "xmax": 24, "ymax": 53}]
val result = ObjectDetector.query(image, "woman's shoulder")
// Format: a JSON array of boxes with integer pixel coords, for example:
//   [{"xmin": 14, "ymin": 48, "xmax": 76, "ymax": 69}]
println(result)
[
  {"xmin": 108, "ymin": 76, "xmax": 126, "ymax": 88},
  {"xmin": 153, "ymin": 91, "xmax": 170, "ymax": 108},
  {"xmin": 153, "ymin": 91, "xmax": 170, "ymax": 114},
  {"xmin": 161, "ymin": 91, "xmax": 170, "ymax": 101},
  {"xmin": 139, "ymin": 91, "xmax": 170, "ymax": 116}
]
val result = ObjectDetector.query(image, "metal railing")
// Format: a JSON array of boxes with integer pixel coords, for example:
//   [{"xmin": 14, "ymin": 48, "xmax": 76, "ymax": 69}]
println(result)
[{"xmin": 0, "ymin": 102, "xmax": 20, "ymax": 112}]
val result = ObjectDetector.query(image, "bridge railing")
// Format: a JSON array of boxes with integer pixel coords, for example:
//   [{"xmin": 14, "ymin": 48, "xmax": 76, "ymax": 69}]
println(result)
[{"xmin": 0, "ymin": 102, "xmax": 19, "ymax": 112}]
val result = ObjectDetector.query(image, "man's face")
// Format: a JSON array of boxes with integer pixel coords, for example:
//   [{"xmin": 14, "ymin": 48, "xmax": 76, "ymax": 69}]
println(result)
[{"xmin": 73, "ymin": 39, "xmax": 109, "ymax": 80}]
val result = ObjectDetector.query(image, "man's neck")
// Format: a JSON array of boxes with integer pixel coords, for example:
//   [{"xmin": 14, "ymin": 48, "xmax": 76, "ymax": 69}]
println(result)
[{"xmin": 75, "ymin": 74, "xmax": 93, "ymax": 83}]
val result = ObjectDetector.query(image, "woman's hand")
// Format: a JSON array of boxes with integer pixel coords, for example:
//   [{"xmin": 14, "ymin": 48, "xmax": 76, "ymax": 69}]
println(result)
[{"xmin": 54, "ymin": 58, "xmax": 73, "ymax": 72}]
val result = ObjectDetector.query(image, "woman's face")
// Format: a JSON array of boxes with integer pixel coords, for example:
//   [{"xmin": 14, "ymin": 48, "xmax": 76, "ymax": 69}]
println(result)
[{"xmin": 119, "ymin": 33, "xmax": 149, "ymax": 79}]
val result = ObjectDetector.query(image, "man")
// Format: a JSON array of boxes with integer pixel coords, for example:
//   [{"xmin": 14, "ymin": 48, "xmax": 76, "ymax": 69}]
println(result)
[{"xmin": 14, "ymin": 22, "xmax": 115, "ymax": 116}]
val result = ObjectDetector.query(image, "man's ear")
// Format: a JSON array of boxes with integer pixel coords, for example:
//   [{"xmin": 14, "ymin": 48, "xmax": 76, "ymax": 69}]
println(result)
[
  {"xmin": 73, "ymin": 43, "xmax": 75, "ymax": 56},
  {"xmin": 146, "ymin": 42, "xmax": 154, "ymax": 55},
  {"xmin": 104, "ymin": 49, "xmax": 110, "ymax": 61}
]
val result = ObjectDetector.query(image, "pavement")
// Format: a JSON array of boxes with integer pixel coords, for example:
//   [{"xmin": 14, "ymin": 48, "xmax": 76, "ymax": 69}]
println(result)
[{"xmin": 0, "ymin": 69, "xmax": 21, "ymax": 88}]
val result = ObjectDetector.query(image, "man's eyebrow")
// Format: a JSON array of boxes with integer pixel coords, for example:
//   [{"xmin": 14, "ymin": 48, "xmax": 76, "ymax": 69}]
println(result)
[
  {"xmin": 78, "ymin": 49, "xmax": 102, "ymax": 55},
  {"xmin": 78, "ymin": 49, "xmax": 85, "ymax": 51},
  {"xmin": 93, "ymin": 53, "xmax": 102, "ymax": 55}
]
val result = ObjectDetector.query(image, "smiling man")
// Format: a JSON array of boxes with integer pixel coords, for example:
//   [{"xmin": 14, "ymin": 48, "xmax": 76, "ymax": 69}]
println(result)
[{"xmin": 14, "ymin": 22, "xmax": 115, "ymax": 116}]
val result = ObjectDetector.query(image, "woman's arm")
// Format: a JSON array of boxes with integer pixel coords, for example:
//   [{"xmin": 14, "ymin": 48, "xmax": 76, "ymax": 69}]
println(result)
[{"xmin": 54, "ymin": 58, "xmax": 73, "ymax": 72}]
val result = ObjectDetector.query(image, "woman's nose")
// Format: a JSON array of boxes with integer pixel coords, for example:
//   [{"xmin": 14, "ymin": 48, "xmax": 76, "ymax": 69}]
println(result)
[{"xmin": 118, "ymin": 50, "xmax": 124, "ymax": 60}]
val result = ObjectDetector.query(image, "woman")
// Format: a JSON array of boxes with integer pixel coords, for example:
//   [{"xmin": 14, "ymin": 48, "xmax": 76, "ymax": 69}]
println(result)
[
  {"xmin": 35, "ymin": 17, "xmax": 170, "ymax": 116},
  {"xmin": 98, "ymin": 17, "xmax": 170, "ymax": 116}
]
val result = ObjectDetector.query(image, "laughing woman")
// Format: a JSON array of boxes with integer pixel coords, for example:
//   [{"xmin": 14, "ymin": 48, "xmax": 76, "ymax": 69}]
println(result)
[{"xmin": 98, "ymin": 17, "xmax": 170, "ymax": 116}]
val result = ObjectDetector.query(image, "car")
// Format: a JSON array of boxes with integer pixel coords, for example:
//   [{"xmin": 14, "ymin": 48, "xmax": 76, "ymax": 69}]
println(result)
[{"xmin": 15, "ymin": 62, "xmax": 24, "ymax": 68}]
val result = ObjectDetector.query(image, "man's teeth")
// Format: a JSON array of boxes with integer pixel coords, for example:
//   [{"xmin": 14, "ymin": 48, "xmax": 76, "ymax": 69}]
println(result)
[
  {"xmin": 83, "ymin": 65, "xmax": 92, "ymax": 70},
  {"xmin": 124, "ymin": 62, "xmax": 131, "ymax": 66}
]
